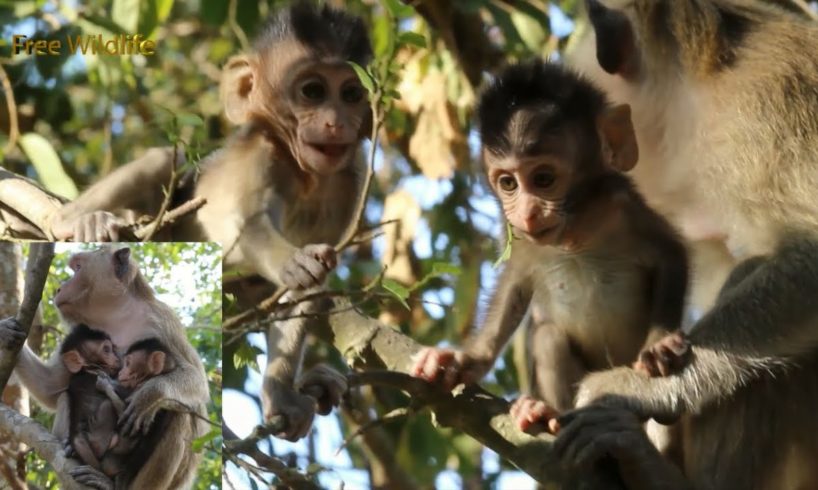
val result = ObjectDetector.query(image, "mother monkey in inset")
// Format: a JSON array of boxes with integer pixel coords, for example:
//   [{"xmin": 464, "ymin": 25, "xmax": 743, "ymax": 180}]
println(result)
[{"xmin": 0, "ymin": 247, "xmax": 208, "ymax": 489}]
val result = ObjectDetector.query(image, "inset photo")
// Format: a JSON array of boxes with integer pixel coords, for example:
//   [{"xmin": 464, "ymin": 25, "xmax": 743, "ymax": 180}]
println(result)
[{"xmin": 0, "ymin": 242, "xmax": 221, "ymax": 490}]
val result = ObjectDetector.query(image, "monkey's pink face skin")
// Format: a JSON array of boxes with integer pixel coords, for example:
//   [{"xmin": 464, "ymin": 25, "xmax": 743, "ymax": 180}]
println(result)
[
  {"xmin": 486, "ymin": 155, "xmax": 571, "ymax": 247},
  {"xmin": 291, "ymin": 64, "xmax": 368, "ymax": 176}
]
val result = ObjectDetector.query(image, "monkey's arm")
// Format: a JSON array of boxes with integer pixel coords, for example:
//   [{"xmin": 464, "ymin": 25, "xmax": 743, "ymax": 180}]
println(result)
[
  {"xmin": 464, "ymin": 264, "xmax": 534, "ymax": 370},
  {"xmin": 96, "ymin": 375, "xmax": 126, "ymax": 416},
  {"xmin": 576, "ymin": 232, "xmax": 818, "ymax": 418},
  {"xmin": 14, "ymin": 346, "xmax": 70, "ymax": 410},
  {"xmin": 51, "ymin": 148, "xmax": 176, "ymax": 240},
  {"xmin": 52, "ymin": 392, "xmax": 71, "ymax": 440},
  {"xmin": 413, "ymin": 263, "xmax": 534, "ymax": 388}
]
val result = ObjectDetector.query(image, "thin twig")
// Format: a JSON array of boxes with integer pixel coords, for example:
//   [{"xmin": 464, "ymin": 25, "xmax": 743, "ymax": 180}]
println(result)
[
  {"xmin": 228, "ymin": 0, "xmax": 251, "ymax": 51},
  {"xmin": 132, "ymin": 196, "xmax": 207, "ymax": 240},
  {"xmin": 792, "ymin": 0, "xmax": 818, "ymax": 20},
  {"xmin": 335, "ymin": 407, "xmax": 409, "ymax": 455},
  {"xmin": 141, "ymin": 143, "xmax": 180, "ymax": 241},
  {"xmin": 0, "ymin": 63, "xmax": 20, "ymax": 154}
]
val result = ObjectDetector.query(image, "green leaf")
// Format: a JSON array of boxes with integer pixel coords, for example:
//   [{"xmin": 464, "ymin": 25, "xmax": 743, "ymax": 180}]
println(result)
[
  {"xmin": 493, "ymin": 222, "xmax": 516, "ymax": 268},
  {"xmin": 348, "ymin": 61, "xmax": 375, "ymax": 93},
  {"xmin": 233, "ymin": 342, "xmax": 262, "ymax": 372},
  {"xmin": 398, "ymin": 31, "xmax": 426, "ymax": 48},
  {"xmin": 191, "ymin": 427, "xmax": 219, "ymax": 452},
  {"xmin": 19, "ymin": 133, "xmax": 78, "ymax": 199},
  {"xmin": 79, "ymin": 13, "xmax": 128, "ymax": 35},
  {"xmin": 510, "ymin": 8, "xmax": 548, "ymax": 52},
  {"xmin": 431, "ymin": 262, "xmax": 462, "ymax": 276},
  {"xmin": 382, "ymin": 278, "xmax": 410, "ymax": 309},
  {"xmin": 112, "ymin": 0, "xmax": 140, "ymax": 33},
  {"xmin": 249, "ymin": 480, "xmax": 259, "ymax": 490},
  {"xmin": 382, "ymin": 0, "xmax": 414, "ymax": 18},
  {"xmin": 176, "ymin": 113, "xmax": 204, "ymax": 127}
]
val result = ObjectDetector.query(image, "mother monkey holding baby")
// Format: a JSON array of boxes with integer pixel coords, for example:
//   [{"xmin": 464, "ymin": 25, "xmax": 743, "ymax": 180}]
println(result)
[{"xmin": 0, "ymin": 247, "xmax": 209, "ymax": 489}]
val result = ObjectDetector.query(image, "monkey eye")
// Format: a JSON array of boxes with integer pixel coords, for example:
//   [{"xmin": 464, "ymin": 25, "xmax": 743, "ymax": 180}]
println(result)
[
  {"xmin": 497, "ymin": 175, "xmax": 518, "ymax": 192},
  {"xmin": 341, "ymin": 84, "xmax": 365, "ymax": 104},
  {"xmin": 300, "ymin": 80, "xmax": 327, "ymax": 102},
  {"xmin": 532, "ymin": 171, "xmax": 556, "ymax": 189}
]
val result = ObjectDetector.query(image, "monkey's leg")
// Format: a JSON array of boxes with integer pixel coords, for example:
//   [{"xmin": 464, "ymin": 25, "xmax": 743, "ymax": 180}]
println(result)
[
  {"xmin": 72, "ymin": 434, "xmax": 103, "ymax": 469},
  {"xmin": 262, "ymin": 294, "xmax": 333, "ymax": 441},
  {"xmin": 128, "ymin": 415, "xmax": 201, "ymax": 490},
  {"xmin": 529, "ymin": 323, "xmax": 586, "ymax": 412},
  {"xmin": 88, "ymin": 401, "xmax": 118, "ymax": 456}
]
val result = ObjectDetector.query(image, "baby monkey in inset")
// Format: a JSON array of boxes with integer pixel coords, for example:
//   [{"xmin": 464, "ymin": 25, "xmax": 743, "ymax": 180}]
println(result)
[
  {"xmin": 61, "ymin": 326, "xmax": 175, "ymax": 484},
  {"xmin": 411, "ymin": 60, "xmax": 689, "ymax": 432}
]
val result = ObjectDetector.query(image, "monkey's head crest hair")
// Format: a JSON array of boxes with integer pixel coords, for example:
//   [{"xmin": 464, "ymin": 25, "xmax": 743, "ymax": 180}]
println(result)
[
  {"xmin": 477, "ymin": 60, "xmax": 608, "ymax": 156},
  {"xmin": 60, "ymin": 324, "xmax": 111, "ymax": 354},
  {"xmin": 126, "ymin": 337, "xmax": 169, "ymax": 356},
  {"xmin": 255, "ymin": 1, "xmax": 373, "ymax": 65}
]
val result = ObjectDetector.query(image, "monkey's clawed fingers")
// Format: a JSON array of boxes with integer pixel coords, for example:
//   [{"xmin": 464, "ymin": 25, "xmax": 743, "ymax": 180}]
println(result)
[
  {"xmin": 280, "ymin": 244, "xmax": 338, "ymax": 290},
  {"xmin": 296, "ymin": 364, "xmax": 348, "ymax": 415},
  {"xmin": 69, "ymin": 465, "xmax": 114, "ymax": 490},
  {"xmin": 118, "ymin": 393, "xmax": 160, "ymax": 437},
  {"xmin": 634, "ymin": 332, "xmax": 691, "ymax": 378},
  {"xmin": 410, "ymin": 347, "xmax": 467, "ymax": 390},
  {"xmin": 60, "ymin": 211, "xmax": 125, "ymax": 242},
  {"xmin": 509, "ymin": 396, "xmax": 559, "ymax": 435},
  {"xmin": 0, "ymin": 317, "xmax": 26, "ymax": 351}
]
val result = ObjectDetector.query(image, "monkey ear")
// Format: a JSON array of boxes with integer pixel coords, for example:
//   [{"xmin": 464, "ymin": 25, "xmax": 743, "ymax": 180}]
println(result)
[
  {"xmin": 62, "ymin": 351, "xmax": 84, "ymax": 373},
  {"xmin": 598, "ymin": 104, "xmax": 639, "ymax": 171},
  {"xmin": 147, "ymin": 351, "xmax": 167, "ymax": 375},
  {"xmin": 112, "ymin": 247, "xmax": 131, "ymax": 280},
  {"xmin": 221, "ymin": 55, "xmax": 257, "ymax": 125},
  {"xmin": 586, "ymin": 0, "xmax": 637, "ymax": 76}
]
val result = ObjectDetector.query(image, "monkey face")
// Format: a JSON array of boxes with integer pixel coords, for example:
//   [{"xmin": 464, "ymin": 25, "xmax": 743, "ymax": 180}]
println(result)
[
  {"xmin": 55, "ymin": 247, "xmax": 133, "ymax": 322},
  {"xmin": 485, "ymin": 142, "xmax": 576, "ymax": 247},
  {"xmin": 289, "ymin": 63, "xmax": 369, "ymax": 176},
  {"xmin": 94, "ymin": 339, "xmax": 121, "ymax": 374},
  {"xmin": 118, "ymin": 348, "xmax": 167, "ymax": 388}
]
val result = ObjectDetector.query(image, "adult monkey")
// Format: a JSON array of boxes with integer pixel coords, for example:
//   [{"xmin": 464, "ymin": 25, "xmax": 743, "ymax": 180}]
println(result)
[
  {"xmin": 0, "ymin": 247, "xmax": 208, "ymax": 489},
  {"xmin": 541, "ymin": 1, "xmax": 818, "ymax": 489},
  {"xmin": 50, "ymin": 2, "xmax": 373, "ymax": 441}
]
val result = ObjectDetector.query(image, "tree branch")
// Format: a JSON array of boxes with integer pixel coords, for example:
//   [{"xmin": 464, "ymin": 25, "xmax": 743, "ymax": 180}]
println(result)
[
  {"xmin": 0, "ymin": 405, "xmax": 89, "ymax": 490},
  {"xmin": 0, "ymin": 243, "xmax": 54, "ymax": 392},
  {"xmin": 305, "ymin": 298, "xmax": 617, "ymax": 487}
]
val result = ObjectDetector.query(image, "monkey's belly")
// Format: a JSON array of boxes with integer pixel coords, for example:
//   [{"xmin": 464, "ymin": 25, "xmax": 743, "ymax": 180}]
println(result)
[{"xmin": 538, "ymin": 260, "xmax": 650, "ymax": 369}]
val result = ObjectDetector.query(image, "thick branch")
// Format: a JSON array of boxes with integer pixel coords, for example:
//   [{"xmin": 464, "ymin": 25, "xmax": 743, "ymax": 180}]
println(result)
[
  {"xmin": 306, "ymin": 298, "xmax": 615, "ymax": 487},
  {"xmin": 0, "ymin": 243, "xmax": 54, "ymax": 392},
  {"xmin": 0, "ymin": 405, "xmax": 88, "ymax": 490},
  {"xmin": 0, "ymin": 167, "xmax": 65, "ymax": 239}
]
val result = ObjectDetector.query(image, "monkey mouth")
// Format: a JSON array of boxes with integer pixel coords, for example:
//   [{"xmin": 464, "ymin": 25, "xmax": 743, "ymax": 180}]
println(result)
[
  {"xmin": 528, "ymin": 224, "xmax": 559, "ymax": 241},
  {"xmin": 309, "ymin": 143, "xmax": 350, "ymax": 159}
]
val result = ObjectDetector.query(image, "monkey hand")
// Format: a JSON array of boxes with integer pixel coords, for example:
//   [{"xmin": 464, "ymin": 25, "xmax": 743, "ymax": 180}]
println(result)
[
  {"xmin": 296, "ymin": 364, "xmax": 348, "ymax": 415},
  {"xmin": 574, "ymin": 367, "xmax": 683, "ymax": 423},
  {"xmin": 52, "ymin": 211, "xmax": 126, "ymax": 242},
  {"xmin": 118, "ymin": 386, "xmax": 165, "ymax": 436},
  {"xmin": 63, "ymin": 438, "xmax": 77, "ymax": 459},
  {"xmin": 261, "ymin": 379, "xmax": 318, "ymax": 442},
  {"xmin": 553, "ymin": 405, "xmax": 664, "ymax": 474},
  {"xmin": 69, "ymin": 465, "xmax": 114, "ymax": 490},
  {"xmin": 510, "ymin": 395, "xmax": 560, "ymax": 435},
  {"xmin": 0, "ymin": 317, "xmax": 26, "ymax": 351},
  {"xmin": 95, "ymin": 372, "xmax": 115, "ymax": 392},
  {"xmin": 633, "ymin": 332, "xmax": 691, "ymax": 377},
  {"xmin": 280, "ymin": 244, "xmax": 338, "ymax": 290},
  {"xmin": 410, "ymin": 347, "xmax": 492, "ymax": 391}
]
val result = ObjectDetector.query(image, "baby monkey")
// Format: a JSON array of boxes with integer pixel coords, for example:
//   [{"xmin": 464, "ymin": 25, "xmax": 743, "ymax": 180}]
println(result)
[
  {"xmin": 61, "ymin": 327, "xmax": 175, "ymax": 484},
  {"xmin": 411, "ymin": 60, "xmax": 689, "ymax": 433}
]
